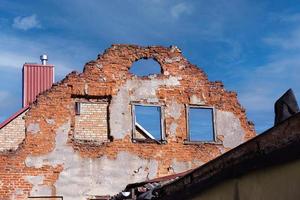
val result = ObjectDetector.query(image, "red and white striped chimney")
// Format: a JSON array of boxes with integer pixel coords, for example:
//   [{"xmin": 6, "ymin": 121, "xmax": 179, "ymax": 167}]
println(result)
[{"xmin": 22, "ymin": 54, "xmax": 54, "ymax": 107}]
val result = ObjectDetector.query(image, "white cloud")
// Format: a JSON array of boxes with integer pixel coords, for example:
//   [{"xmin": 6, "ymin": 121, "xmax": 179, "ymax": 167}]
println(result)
[
  {"xmin": 264, "ymin": 28, "xmax": 300, "ymax": 50},
  {"xmin": 12, "ymin": 14, "xmax": 41, "ymax": 30},
  {"xmin": 235, "ymin": 36, "xmax": 300, "ymax": 132},
  {"xmin": 219, "ymin": 11, "xmax": 300, "ymax": 132},
  {"xmin": 0, "ymin": 31, "xmax": 87, "ymax": 122},
  {"xmin": 240, "ymin": 12, "xmax": 300, "ymax": 117},
  {"xmin": 170, "ymin": 2, "xmax": 192, "ymax": 19},
  {"xmin": 235, "ymin": 61, "xmax": 299, "ymax": 132},
  {"xmin": 0, "ymin": 32, "xmax": 88, "ymax": 76},
  {"xmin": 237, "ymin": 56, "xmax": 300, "ymax": 109}
]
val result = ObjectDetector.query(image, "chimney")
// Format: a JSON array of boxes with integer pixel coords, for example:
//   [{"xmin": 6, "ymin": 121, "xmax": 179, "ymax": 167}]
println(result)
[
  {"xmin": 22, "ymin": 55, "xmax": 55, "ymax": 107},
  {"xmin": 40, "ymin": 54, "xmax": 48, "ymax": 65}
]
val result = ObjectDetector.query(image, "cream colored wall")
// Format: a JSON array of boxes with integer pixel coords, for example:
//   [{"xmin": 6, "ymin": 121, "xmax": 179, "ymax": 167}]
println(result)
[
  {"xmin": 74, "ymin": 102, "xmax": 108, "ymax": 143},
  {"xmin": 0, "ymin": 112, "xmax": 26, "ymax": 151},
  {"xmin": 191, "ymin": 159, "xmax": 300, "ymax": 200}
]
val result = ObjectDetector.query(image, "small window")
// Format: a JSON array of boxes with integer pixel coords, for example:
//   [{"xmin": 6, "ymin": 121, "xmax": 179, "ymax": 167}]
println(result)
[
  {"xmin": 132, "ymin": 104, "xmax": 165, "ymax": 143},
  {"xmin": 75, "ymin": 102, "xmax": 81, "ymax": 115},
  {"xmin": 129, "ymin": 58, "xmax": 162, "ymax": 76},
  {"xmin": 187, "ymin": 106, "xmax": 215, "ymax": 142}
]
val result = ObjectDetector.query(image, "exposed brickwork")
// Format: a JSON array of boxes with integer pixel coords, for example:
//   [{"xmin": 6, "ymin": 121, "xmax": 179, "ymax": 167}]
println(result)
[
  {"xmin": 0, "ymin": 112, "xmax": 26, "ymax": 151},
  {"xmin": 0, "ymin": 44, "xmax": 256, "ymax": 199},
  {"xmin": 74, "ymin": 102, "xmax": 108, "ymax": 143}
]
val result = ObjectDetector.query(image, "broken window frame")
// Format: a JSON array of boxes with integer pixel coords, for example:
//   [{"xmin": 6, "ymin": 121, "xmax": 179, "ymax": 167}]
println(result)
[
  {"xmin": 185, "ymin": 105, "xmax": 217, "ymax": 144},
  {"xmin": 131, "ymin": 103, "xmax": 166, "ymax": 144}
]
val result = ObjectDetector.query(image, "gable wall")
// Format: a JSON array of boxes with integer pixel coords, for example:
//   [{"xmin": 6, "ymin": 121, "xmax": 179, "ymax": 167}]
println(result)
[{"xmin": 0, "ymin": 45, "xmax": 255, "ymax": 200}]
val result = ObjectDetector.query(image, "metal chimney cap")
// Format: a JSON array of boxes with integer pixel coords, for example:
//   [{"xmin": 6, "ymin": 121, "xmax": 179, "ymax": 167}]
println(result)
[{"xmin": 40, "ymin": 54, "xmax": 48, "ymax": 65}]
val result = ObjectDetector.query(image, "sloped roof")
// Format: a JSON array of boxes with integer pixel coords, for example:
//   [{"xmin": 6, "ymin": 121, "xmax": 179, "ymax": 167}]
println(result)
[
  {"xmin": 0, "ymin": 106, "xmax": 29, "ymax": 129},
  {"xmin": 115, "ymin": 112, "xmax": 300, "ymax": 200}
]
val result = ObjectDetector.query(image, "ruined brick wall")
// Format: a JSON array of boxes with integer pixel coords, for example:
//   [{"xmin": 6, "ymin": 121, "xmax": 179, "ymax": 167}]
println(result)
[
  {"xmin": 0, "ymin": 45, "xmax": 255, "ymax": 200},
  {"xmin": 0, "ymin": 112, "xmax": 26, "ymax": 151}
]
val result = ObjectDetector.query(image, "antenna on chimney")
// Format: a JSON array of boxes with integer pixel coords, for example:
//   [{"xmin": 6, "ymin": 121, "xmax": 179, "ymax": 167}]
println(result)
[{"xmin": 40, "ymin": 54, "xmax": 48, "ymax": 65}]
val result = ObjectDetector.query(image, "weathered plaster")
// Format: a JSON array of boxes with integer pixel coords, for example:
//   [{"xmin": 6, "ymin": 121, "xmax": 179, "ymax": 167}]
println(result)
[
  {"xmin": 11, "ymin": 188, "xmax": 24, "ymax": 200},
  {"xmin": 110, "ymin": 76, "xmax": 180, "ymax": 139},
  {"xmin": 27, "ymin": 123, "xmax": 40, "ymax": 134},
  {"xmin": 25, "ymin": 121, "xmax": 158, "ymax": 199},
  {"xmin": 25, "ymin": 175, "xmax": 52, "ymax": 196},
  {"xmin": 171, "ymin": 159, "xmax": 204, "ymax": 174},
  {"xmin": 215, "ymin": 110, "xmax": 245, "ymax": 148},
  {"xmin": 189, "ymin": 95, "xmax": 205, "ymax": 105},
  {"xmin": 46, "ymin": 118, "xmax": 55, "ymax": 125},
  {"xmin": 169, "ymin": 122, "xmax": 178, "ymax": 136},
  {"xmin": 166, "ymin": 101, "xmax": 183, "ymax": 120}
]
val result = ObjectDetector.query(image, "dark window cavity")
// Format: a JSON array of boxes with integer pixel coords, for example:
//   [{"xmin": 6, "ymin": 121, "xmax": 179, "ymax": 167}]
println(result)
[
  {"xmin": 75, "ymin": 102, "xmax": 81, "ymax": 115},
  {"xmin": 129, "ymin": 58, "xmax": 162, "ymax": 76},
  {"xmin": 187, "ymin": 106, "xmax": 215, "ymax": 142},
  {"xmin": 132, "ymin": 104, "xmax": 164, "ymax": 142}
]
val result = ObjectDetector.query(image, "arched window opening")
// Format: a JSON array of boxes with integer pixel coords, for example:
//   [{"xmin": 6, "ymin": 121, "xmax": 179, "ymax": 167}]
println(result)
[{"xmin": 129, "ymin": 58, "xmax": 162, "ymax": 76}]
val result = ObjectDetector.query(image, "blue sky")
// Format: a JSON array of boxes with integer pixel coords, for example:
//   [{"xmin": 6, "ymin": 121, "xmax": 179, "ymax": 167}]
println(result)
[
  {"xmin": 189, "ymin": 108, "xmax": 214, "ymax": 141},
  {"xmin": 135, "ymin": 105, "xmax": 162, "ymax": 140},
  {"xmin": 0, "ymin": 0, "xmax": 299, "ymax": 133}
]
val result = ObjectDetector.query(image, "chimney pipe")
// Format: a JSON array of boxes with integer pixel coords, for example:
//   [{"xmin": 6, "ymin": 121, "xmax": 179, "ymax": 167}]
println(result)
[
  {"xmin": 40, "ymin": 54, "xmax": 48, "ymax": 65},
  {"xmin": 22, "ymin": 55, "xmax": 54, "ymax": 107}
]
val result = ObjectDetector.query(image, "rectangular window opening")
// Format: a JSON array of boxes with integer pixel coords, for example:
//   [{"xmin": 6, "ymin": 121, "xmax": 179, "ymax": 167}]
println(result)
[
  {"xmin": 132, "ymin": 104, "xmax": 164, "ymax": 143},
  {"xmin": 187, "ymin": 106, "xmax": 216, "ymax": 142},
  {"xmin": 75, "ymin": 102, "xmax": 81, "ymax": 115}
]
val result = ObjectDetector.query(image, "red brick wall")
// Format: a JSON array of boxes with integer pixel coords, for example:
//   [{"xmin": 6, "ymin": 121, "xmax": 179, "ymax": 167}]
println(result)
[{"xmin": 0, "ymin": 45, "xmax": 255, "ymax": 199}]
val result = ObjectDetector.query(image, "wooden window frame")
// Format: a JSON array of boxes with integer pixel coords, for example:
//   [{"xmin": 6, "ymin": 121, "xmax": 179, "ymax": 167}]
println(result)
[
  {"xmin": 131, "ymin": 103, "xmax": 166, "ymax": 144},
  {"xmin": 185, "ymin": 105, "xmax": 220, "ymax": 144}
]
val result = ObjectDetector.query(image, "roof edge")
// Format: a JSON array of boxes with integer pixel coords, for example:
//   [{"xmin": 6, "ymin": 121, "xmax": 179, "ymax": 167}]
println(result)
[
  {"xmin": 0, "ymin": 106, "xmax": 29, "ymax": 129},
  {"xmin": 155, "ymin": 112, "xmax": 300, "ymax": 199}
]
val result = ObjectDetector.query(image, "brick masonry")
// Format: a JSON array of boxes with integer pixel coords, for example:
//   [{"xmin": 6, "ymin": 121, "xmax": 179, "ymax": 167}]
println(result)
[
  {"xmin": 74, "ymin": 102, "xmax": 108, "ymax": 143},
  {"xmin": 0, "ymin": 44, "xmax": 256, "ymax": 199},
  {"xmin": 0, "ymin": 112, "xmax": 26, "ymax": 152}
]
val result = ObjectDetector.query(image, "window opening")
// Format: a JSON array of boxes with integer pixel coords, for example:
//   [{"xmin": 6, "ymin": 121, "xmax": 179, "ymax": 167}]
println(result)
[
  {"xmin": 132, "ymin": 104, "xmax": 164, "ymax": 143},
  {"xmin": 75, "ymin": 102, "xmax": 81, "ymax": 115},
  {"xmin": 129, "ymin": 58, "xmax": 162, "ymax": 76},
  {"xmin": 187, "ymin": 106, "xmax": 215, "ymax": 142}
]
